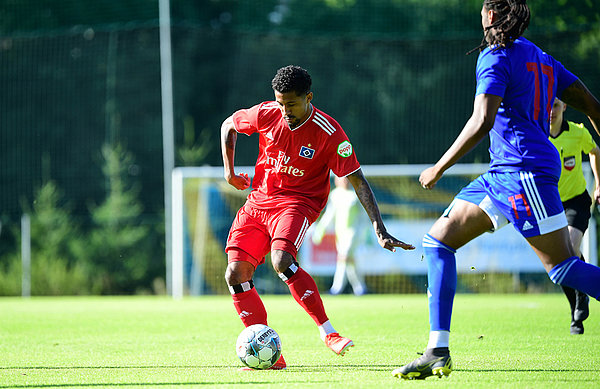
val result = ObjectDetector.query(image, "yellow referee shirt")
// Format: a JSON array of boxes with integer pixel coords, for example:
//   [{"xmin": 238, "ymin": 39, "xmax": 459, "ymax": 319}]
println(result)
[{"xmin": 549, "ymin": 121, "xmax": 596, "ymax": 201}]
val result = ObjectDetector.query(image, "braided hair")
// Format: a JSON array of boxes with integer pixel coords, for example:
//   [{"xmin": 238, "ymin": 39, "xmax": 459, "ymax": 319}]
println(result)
[
  {"xmin": 271, "ymin": 65, "xmax": 312, "ymax": 96},
  {"xmin": 467, "ymin": 0, "xmax": 530, "ymax": 55}
]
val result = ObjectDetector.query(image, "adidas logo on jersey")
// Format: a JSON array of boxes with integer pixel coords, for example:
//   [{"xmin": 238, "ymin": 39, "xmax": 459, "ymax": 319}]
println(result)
[
  {"xmin": 300, "ymin": 290, "xmax": 314, "ymax": 301},
  {"xmin": 266, "ymin": 131, "xmax": 274, "ymax": 141},
  {"xmin": 522, "ymin": 221, "xmax": 533, "ymax": 231},
  {"xmin": 239, "ymin": 310, "xmax": 252, "ymax": 318}
]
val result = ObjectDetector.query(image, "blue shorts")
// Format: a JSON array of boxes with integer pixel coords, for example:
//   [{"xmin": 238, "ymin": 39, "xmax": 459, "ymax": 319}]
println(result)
[{"xmin": 447, "ymin": 171, "xmax": 567, "ymax": 238}]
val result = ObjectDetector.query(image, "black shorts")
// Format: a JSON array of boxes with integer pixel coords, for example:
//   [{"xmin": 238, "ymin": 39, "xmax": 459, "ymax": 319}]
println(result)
[{"xmin": 562, "ymin": 191, "xmax": 592, "ymax": 233}]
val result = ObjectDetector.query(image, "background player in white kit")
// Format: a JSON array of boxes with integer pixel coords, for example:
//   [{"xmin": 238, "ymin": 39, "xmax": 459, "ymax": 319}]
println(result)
[{"xmin": 312, "ymin": 176, "xmax": 369, "ymax": 296}]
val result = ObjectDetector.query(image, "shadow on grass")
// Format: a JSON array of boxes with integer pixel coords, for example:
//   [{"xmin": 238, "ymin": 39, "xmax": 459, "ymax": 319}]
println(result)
[
  {"xmin": 2, "ymin": 364, "xmax": 597, "ymax": 372},
  {"xmin": 2, "ymin": 364, "xmax": 597, "ymax": 374},
  {"xmin": 1, "ymin": 364, "xmax": 386, "ymax": 370},
  {"xmin": 0, "ymin": 382, "xmax": 331, "ymax": 388},
  {"xmin": 1, "ymin": 365, "xmax": 597, "ymax": 388},
  {"xmin": 287, "ymin": 365, "xmax": 599, "ymax": 373}
]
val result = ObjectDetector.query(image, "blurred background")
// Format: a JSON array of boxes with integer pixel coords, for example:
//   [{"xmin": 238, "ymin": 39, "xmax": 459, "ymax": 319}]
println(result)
[{"xmin": 1, "ymin": 0, "xmax": 598, "ymax": 296}]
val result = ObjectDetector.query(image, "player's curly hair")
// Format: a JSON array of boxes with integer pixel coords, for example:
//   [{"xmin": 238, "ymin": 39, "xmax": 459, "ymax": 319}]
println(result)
[
  {"xmin": 271, "ymin": 65, "xmax": 312, "ymax": 96},
  {"xmin": 467, "ymin": 0, "xmax": 530, "ymax": 55}
]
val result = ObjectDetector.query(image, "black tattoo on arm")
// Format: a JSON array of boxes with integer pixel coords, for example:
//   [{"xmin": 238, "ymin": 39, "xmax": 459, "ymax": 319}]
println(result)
[{"xmin": 347, "ymin": 170, "xmax": 385, "ymax": 228}]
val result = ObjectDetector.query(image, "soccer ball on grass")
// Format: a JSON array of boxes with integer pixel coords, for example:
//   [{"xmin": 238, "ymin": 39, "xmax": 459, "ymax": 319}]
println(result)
[{"xmin": 236, "ymin": 324, "xmax": 282, "ymax": 369}]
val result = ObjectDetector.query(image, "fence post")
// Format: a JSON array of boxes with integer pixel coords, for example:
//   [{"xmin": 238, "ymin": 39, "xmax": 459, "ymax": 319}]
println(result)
[{"xmin": 21, "ymin": 214, "xmax": 31, "ymax": 297}]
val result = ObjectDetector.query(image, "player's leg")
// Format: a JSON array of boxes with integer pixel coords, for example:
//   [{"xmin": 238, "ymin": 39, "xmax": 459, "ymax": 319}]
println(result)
[
  {"xmin": 560, "ymin": 226, "xmax": 587, "ymax": 333},
  {"xmin": 227, "ymin": 251, "xmax": 287, "ymax": 371},
  {"xmin": 344, "ymin": 254, "xmax": 367, "ymax": 296},
  {"xmin": 522, "ymin": 185, "xmax": 600, "ymax": 302},
  {"xmin": 563, "ymin": 194, "xmax": 592, "ymax": 333},
  {"xmin": 393, "ymin": 200, "xmax": 492, "ymax": 379},
  {"xmin": 330, "ymin": 235, "xmax": 352, "ymax": 295},
  {"xmin": 268, "ymin": 207, "xmax": 353, "ymax": 356},
  {"xmin": 527, "ymin": 228, "xmax": 600, "ymax": 302},
  {"xmin": 225, "ymin": 251, "xmax": 267, "ymax": 327},
  {"xmin": 500, "ymin": 173, "xmax": 599, "ymax": 325},
  {"xmin": 226, "ymin": 205, "xmax": 287, "ymax": 370},
  {"xmin": 225, "ymin": 205, "xmax": 271, "ymax": 327},
  {"xmin": 343, "ymin": 237, "xmax": 367, "ymax": 296},
  {"xmin": 394, "ymin": 175, "xmax": 500, "ymax": 379},
  {"xmin": 425, "ymin": 197, "xmax": 497, "ymax": 333},
  {"xmin": 271, "ymin": 247, "xmax": 352, "ymax": 355},
  {"xmin": 329, "ymin": 254, "xmax": 348, "ymax": 295},
  {"xmin": 561, "ymin": 282, "xmax": 578, "ymax": 330},
  {"xmin": 271, "ymin": 248, "xmax": 327, "ymax": 325},
  {"xmin": 572, "ymin": 254, "xmax": 590, "ymax": 328},
  {"xmin": 226, "ymin": 258, "xmax": 286, "ymax": 371}
]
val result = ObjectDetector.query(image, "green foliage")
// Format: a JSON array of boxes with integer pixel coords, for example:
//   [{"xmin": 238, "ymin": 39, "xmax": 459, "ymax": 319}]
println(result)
[
  {"xmin": 4, "ymin": 1, "xmax": 597, "ymax": 38},
  {"xmin": 86, "ymin": 143, "xmax": 161, "ymax": 294},
  {"xmin": 23, "ymin": 181, "xmax": 84, "ymax": 264},
  {"xmin": 529, "ymin": 0, "xmax": 599, "ymax": 32},
  {"xmin": 14, "ymin": 181, "xmax": 98, "ymax": 295},
  {"xmin": 177, "ymin": 116, "xmax": 212, "ymax": 166},
  {"xmin": 0, "ymin": 143, "xmax": 163, "ymax": 295},
  {"xmin": 0, "ymin": 0, "xmax": 158, "ymax": 35},
  {"xmin": 576, "ymin": 29, "xmax": 600, "ymax": 61},
  {"xmin": 30, "ymin": 256, "xmax": 97, "ymax": 295},
  {"xmin": 92, "ymin": 144, "xmax": 145, "ymax": 228},
  {"xmin": 0, "ymin": 255, "xmax": 21, "ymax": 295}
]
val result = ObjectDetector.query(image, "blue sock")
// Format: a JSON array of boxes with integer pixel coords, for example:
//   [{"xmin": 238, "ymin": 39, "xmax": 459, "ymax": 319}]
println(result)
[
  {"xmin": 548, "ymin": 256, "xmax": 600, "ymax": 300},
  {"xmin": 423, "ymin": 234, "xmax": 457, "ymax": 331}
]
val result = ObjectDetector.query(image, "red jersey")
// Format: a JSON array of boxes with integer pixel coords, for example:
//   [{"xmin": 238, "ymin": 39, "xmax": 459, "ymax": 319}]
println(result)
[{"xmin": 232, "ymin": 102, "xmax": 361, "ymax": 219}]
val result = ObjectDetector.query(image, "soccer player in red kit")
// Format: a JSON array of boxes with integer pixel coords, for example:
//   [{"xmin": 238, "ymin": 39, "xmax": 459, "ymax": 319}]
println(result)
[{"xmin": 221, "ymin": 65, "xmax": 414, "ymax": 369}]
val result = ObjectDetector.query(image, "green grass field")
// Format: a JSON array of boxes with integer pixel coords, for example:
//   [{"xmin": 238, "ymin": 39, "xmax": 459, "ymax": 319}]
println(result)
[{"xmin": 0, "ymin": 294, "xmax": 598, "ymax": 388}]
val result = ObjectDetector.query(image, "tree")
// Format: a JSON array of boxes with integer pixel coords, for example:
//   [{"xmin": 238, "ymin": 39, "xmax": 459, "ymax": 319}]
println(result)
[
  {"xmin": 21, "ymin": 181, "xmax": 97, "ymax": 295},
  {"xmin": 86, "ymin": 143, "xmax": 161, "ymax": 294}
]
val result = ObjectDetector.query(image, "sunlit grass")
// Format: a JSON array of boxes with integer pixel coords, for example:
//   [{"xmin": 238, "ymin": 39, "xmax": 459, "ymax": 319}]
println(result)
[{"xmin": 0, "ymin": 294, "xmax": 597, "ymax": 388}]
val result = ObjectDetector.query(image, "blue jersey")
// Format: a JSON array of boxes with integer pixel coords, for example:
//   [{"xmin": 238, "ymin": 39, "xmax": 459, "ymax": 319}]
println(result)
[{"xmin": 476, "ymin": 37, "xmax": 578, "ymax": 179}]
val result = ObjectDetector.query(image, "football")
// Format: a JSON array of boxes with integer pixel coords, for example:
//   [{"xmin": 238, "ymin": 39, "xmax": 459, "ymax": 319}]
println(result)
[{"xmin": 236, "ymin": 324, "xmax": 282, "ymax": 370}]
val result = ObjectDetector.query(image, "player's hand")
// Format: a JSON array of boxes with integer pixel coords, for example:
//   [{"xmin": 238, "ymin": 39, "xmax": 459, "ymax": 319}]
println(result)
[
  {"xmin": 419, "ymin": 166, "xmax": 443, "ymax": 190},
  {"xmin": 594, "ymin": 185, "xmax": 600, "ymax": 205},
  {"xmin": 376, "ymin": 230, "xmax": 415, "ymax": 252},
  {"xmin": 227, "ymin": 173, "xmax": 250, "ymax": 190}
]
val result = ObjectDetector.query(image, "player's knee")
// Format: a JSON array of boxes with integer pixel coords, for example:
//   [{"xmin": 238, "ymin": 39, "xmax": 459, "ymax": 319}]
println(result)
[
  {"xmin": 271, "ymin": 249, "xmax": 295, "ymax": 274},
  {"xmin": 224, "ymin": 266, "xmax": 238, "ymax": 285},
  {"xmin": 276, "ymin": 260, "xmax": 299, "ymax": 282},
  {"xmin": 225, "ymin": 267, "xmax": 253, "ymax": 286},
  {"xmin": 225, "ymin": 254, "xmax": 255, "ymax": 285}
]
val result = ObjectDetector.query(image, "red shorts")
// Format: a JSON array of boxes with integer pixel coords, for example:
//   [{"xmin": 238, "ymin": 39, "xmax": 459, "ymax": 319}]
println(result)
[{"xmin": 226, "ymin": 203, "xmax": 317, "ymax": 268}]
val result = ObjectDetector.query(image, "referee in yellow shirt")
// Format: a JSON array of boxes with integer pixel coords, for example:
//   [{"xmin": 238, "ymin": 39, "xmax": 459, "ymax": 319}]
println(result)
[{"xmin": 549, "ymin": 98, "xmax": 600, "ymax": 334}]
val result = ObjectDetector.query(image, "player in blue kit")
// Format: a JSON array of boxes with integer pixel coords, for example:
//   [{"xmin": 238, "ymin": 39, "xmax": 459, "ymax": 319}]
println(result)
[{"xmin": 393, "ymin": 0, "xmax": 600, "ymax": 380}]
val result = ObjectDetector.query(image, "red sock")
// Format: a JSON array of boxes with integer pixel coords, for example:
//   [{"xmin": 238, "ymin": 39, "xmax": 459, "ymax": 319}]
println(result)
[
  {"xmin": 285, "ymin": 267, "xmax": 329, "ymax": 325},
  {"xmin": 231, "ymin": 287, "xmax": 268, "ymax": 327}
]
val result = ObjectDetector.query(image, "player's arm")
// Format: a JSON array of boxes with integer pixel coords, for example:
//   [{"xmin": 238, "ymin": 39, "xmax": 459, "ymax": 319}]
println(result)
[
  {"xmin": 347, "ymin": 169, "xmax": 415, "ymax": 252},
  {"xmin": 420, "ymin": 93, "xmax": 501, "ymax": 189},
  {"xmin": 561, "ymin": 79, "xmax": 600, "ymax": 137},
  {"xmin": 588, "ymin": 146, "xmax": 600, "ymax": 204},
  {"xmin": 220, "ymin": 115, "xmax": 250, "ymax": 190}
]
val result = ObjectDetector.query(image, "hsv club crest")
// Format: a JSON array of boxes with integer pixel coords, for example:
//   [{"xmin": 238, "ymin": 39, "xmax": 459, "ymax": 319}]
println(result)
[{"xmin": 299, "ymin": 146, "xmax": 315, "ymax": 159}]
